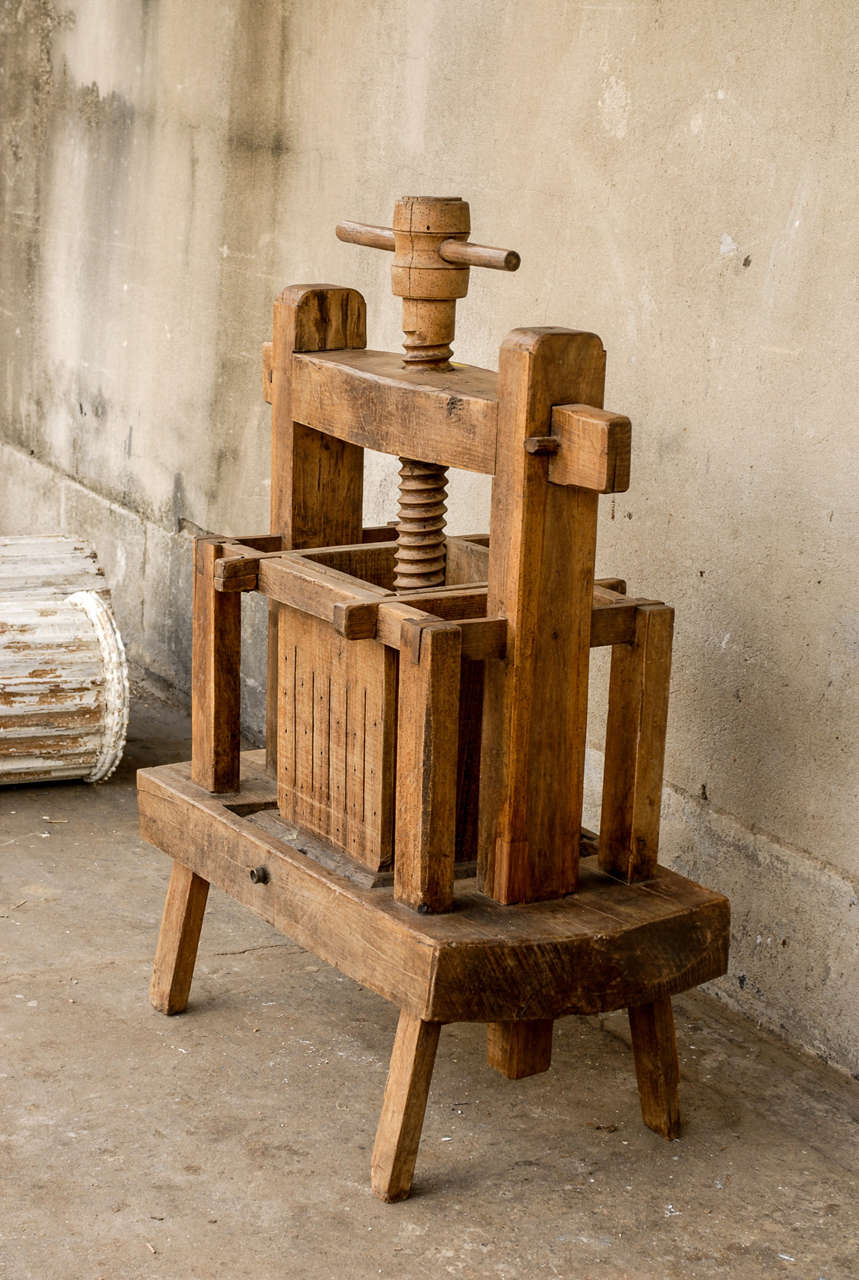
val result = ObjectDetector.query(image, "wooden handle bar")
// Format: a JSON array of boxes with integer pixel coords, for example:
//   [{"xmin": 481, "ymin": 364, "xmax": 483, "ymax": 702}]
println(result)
[
  {"xmin": 438, "ymin": 240, "xmax": 520, "ymax": 272},
  {"xmin": 336, "ymin": 221, "xmax": 396, "ymax": 251},
  {"xmin": 336, "ymin": 221, "xmax": 520, "ymax": 272}
]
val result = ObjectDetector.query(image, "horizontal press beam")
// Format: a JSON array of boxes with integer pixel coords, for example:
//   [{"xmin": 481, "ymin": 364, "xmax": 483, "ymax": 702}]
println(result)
[{"xmin": 211, "ymin": 542, "xmax": 657, "ymax": 652}]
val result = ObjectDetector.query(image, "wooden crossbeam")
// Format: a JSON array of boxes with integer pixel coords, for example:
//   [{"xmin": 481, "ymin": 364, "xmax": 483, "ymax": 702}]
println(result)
[
  {"xmin": 211, "ymin": 544, "xmax": 647, "ymax": 652},
  {"xmin": 288, "ymin": 349, "xmax": 499, "ymax": 474}
]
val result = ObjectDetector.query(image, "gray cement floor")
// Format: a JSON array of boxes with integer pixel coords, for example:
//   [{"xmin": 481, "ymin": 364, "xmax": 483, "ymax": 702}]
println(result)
[{"xmin": 1, "ymin": 691, "xmax": 857, "ymax": 1280}]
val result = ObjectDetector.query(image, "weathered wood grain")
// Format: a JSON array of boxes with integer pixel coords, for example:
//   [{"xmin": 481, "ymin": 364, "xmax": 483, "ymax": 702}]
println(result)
[
  {"xmin": 289, "ymin": 349, "xmax": 498, "ymax": 473},
  {"xmin": 628, "ymin": 995, "xmax": 681, "ymax": 1139},
  {"xmin": 278, "ymin": 605, "xmax": 397, "ymax": 872},
  {"xmin": 394, "ymin": 619, "xmax": 461, "ymax": 912},
  {"xmin": 138, "ymin": 756, "xmax": 730, "ymax": 1024},
  {"xmin": 486, "ymin": 1020, "xmax": 553, "ymax": 1078},
  {"xmin": 479, "ymin": 329, "xmax": 606, "ymax": 905},
  {"xmin": 191, "ymin": 539, "xmax": 240, "ymax": 793},
  {"xmin": 149, "ymin": 861, "xmax": 210, "ymax": 1015},
  {"xmin": 371, "ymin": 1013, "xmax": 442, "ymax": 1202},
  {"xmin": 548, "ymin": 403, "xmax": 632, "ymax": 493},
  {"xmin": 599, "ymin": 604, "xmax": 674, "ymax": 882},
  {"xmin": 266, "ymin": 285, "xmax": 367, "ymax": 772}
]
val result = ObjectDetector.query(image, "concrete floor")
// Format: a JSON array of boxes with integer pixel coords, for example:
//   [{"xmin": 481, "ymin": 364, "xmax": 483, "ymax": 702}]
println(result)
[{"xmin": 1, "ymin": 691, "xmax": 857, "ymax": 1280}]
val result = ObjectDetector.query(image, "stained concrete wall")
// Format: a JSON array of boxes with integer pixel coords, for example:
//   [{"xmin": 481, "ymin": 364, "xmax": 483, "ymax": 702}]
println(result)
[{"xmin": 1, "ymin": 2, "xmax": 856, "ymax": 1071}]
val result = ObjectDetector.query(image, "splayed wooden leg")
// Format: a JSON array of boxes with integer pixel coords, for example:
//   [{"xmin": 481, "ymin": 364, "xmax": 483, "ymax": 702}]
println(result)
[
  {"xmin": 628, "ymin": 995, "xmax": 681, "ymax": 1138},
  {"xmin": 371, "ymin": 1011, "xmax": 442, "ymax": 1202},
  {"xmin": 150, "ymin": 860, "xmax": 209, "ymax": 1015}
]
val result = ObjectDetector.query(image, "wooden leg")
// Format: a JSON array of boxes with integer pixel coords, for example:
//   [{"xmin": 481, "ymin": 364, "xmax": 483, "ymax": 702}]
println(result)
[
  {"xmin": 628, "ymin": 995, "xmax": 681, "ymax": 1138},
  {"xmin": 150, "ymin": 861, "xmax": 210, "ymax": 1015},
  {"xmin": 486, "ymin": 1020, "xmax": 553, "ymax": 1078},
  {"xmin": 371, "ymin": 1011, "xmax": 441, "ymax": 1202}
]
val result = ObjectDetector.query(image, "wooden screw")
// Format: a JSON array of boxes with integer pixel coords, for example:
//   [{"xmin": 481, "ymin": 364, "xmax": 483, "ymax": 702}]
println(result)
[
  {"xmin": 337, "ymin": 195, "xmax": 521, "ymax": 589},
  {"xmin": 394, "ymin": 458, "xmax": 448, "ymax": 590}
]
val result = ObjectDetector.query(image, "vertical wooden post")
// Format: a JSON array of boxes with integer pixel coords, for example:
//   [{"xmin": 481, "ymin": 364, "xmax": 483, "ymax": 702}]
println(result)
[
  {"xmin": 628, "ymin": 995, "xmax": 681, "ymax": 1138},
  {"xmin": 479, "ymin": 329, "xmax": 605, "ymax": 1075},
  {"xmin": 479, "ymin": 328, "xmax": 606, "ymax": 905},
  {"xmin": 191, "ymin": 538, "xmax": 241, "ymax": 793},
  {"xmin": 394, "ymin": 619, "xmax": 461, "ymax": 913},
  {"xmin": 371, "ymin": 1011, "xmax": 442, "ymax": 1202},
  {"xmin": 599, "ymin": 603, "xmax": 674, "ymax": 882},
  {"xmin": 266, "ymin": 285, "xmax": 367, "ymax": 773},
  {"xmin": 150, "ymin": 861, "xmax": 210, "ymax": 1015}
]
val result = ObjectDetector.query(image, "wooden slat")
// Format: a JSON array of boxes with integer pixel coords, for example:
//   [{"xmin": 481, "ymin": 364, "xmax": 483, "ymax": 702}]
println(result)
[
  {"xmin": 394, "ymin": 619, "xmax": 461, "ymax": 912},
  {"xmin": 191, "ymin": 539, "xmax": 240, "ymax": 793},
  {"xmin": 278, "ymin": 605, "xmax": 397, "ymax": 872},
  {"xmin": 455, "ymin": 656, "xmax": 484, "ymax": 865},
  {"xmin": 362, "ymin": 523, "xmax": 400, "ymax": 543},
  {"xmin": 599, "ymin": 604, "xmax": 674, "ymax": 882},
  {"xmin": 590, "ymin": 598, "xmax": 648, "ymax": 647},
  {"xmin": 445, "ymin": 533, "xmax": 491, "ymax": 584},
  {"xmin": 303, "ymin": 540, "xmax": 396, "ymax": 589},
  {"xmin": 376, "ymin": 592, "xmax": 482, "ymax": 645},
  {"xmin": 479, "ymin": 328, "xmax": 606, "ymax": 905},
  {"xmin": 452, "ymin": 617, "xmax": 506, "ymax": 661},
  {"xmin": 266, "ymin": 285, "xmax": 367, "ymax": 773},
  {"xmin": 257, "ymin": 551, "xmax": 634, "ymax": 652},
  {"xmin": 260, "ymin": 553, "xmax": 389, "ymax": 624},
  {"xmin": 336, "ymin": 584, "xmax": 486, "ymax": 640},
  {"xmin": 215, "ymin": 551, "xmax": 283, "ymax": 592},
  {"xmin": 290, "ymin": 348, "xmax": 499, "ymax": 474},
  {"xmin": 371, "ymin": 1013, "xmax": 442, "ymax": 1202},
  {"xmin": 224, "ymin": 533, "xmax": 284, "ymax": 553}
]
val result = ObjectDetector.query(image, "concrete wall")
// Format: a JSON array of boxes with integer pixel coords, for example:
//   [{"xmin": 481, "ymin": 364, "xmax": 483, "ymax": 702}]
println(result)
[{"xmin": 2, "ymin": 1, "xmax": 856, "ymax": 1072}]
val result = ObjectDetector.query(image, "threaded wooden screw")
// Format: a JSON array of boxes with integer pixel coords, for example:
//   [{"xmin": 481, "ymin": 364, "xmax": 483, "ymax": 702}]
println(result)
[{"xmin": 394, "ymin": 459, "xmax": 448, "ymax": 590}]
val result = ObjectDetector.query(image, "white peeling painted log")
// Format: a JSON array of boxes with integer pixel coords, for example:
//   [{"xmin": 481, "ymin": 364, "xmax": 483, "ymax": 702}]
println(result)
[
  {"xmin": 0, "ymin": 590, "xmax": 129, "ymax": 786},
  {"xmin": 0, "ymin": 536, "xmax": 109, "ymax": 600}
]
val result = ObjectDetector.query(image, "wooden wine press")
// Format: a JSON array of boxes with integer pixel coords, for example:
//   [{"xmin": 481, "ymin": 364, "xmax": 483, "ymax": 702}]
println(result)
[{"xmin": 138, "ymin": 195, "xmax": 730, "ymax": 1201}]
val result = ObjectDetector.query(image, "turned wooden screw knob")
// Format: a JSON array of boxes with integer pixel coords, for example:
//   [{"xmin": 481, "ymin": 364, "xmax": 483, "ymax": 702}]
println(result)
[{"xmin": 336, "ymin": 195, "xmax": 520, "ymax": 368}]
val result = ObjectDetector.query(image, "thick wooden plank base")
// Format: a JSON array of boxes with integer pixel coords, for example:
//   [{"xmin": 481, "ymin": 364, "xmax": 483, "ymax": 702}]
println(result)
[
  {"xmin": 140, "ymin": 752, "xmax": 729, "ymax": 1022},
  {"xmin": 141, "ymin": 750, "xmax": 728, "ymax": 1196}
]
